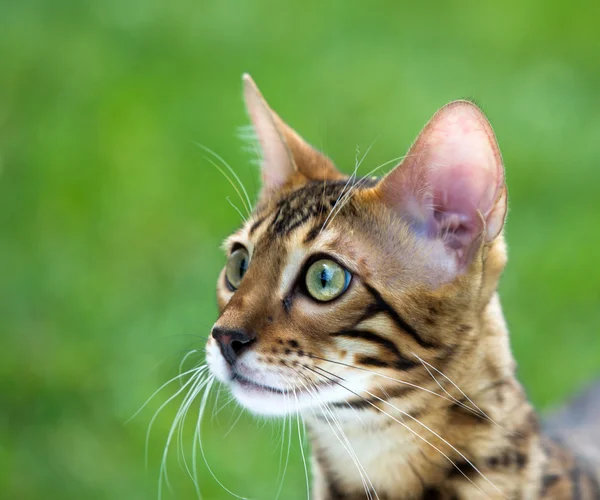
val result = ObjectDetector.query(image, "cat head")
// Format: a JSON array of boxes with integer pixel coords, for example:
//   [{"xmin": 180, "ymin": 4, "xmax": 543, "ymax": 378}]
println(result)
[{"xmin": 206, "ymin": 75, "xmax": 507, "ymax": 417}]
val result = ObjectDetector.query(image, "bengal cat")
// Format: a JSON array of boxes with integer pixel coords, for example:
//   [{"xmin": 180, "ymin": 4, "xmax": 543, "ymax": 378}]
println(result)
[{"xmin": 203, "ymin": 75, "xmax": 600, "ymax": 499}]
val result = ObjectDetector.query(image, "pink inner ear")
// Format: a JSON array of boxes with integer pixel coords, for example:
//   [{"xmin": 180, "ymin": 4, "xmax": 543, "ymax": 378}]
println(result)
[
  {"xmin": 379, "ymin": 101, "xmax": 505, "ymax": 262},
  {"xmin": 427, "ymin": 119, "xmax": 502, "ymax": 247}
]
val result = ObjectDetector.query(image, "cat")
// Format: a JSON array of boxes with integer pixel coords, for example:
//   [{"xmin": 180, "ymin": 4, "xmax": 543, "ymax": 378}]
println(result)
[{"xmin": 204, "ymin": 74, "xmax": 600, "ymax": 499}]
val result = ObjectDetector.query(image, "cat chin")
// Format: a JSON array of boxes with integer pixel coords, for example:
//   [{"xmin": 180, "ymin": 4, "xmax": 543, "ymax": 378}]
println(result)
[
  {"xmin": 229, "ymin": 376, "xmax": 363, "ymax": 418},
  {"xmin": 230, "ymin": 382, "xmax": 301, "ymax": 416}
]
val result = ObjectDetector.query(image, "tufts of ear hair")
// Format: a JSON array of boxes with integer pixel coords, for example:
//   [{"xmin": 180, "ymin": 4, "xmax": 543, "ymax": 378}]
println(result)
[
  {"xmin": 372, "ymin": 100, "xmax": 507, "ymax": 272},
  {"xmin": 243, "ymin": 74, "xmax": 344, "ymax": 199}
]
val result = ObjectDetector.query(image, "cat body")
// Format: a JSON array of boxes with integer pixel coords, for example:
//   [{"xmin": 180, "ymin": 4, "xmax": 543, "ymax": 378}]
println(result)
[{"xmin": 204, "ymin": 75, "xmax": 600, "ymax": 499}]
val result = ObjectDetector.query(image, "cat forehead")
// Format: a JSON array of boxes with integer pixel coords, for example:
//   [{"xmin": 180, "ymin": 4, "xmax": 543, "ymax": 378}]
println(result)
[{"xmin": 252, "ymin": 177, "xmax": 379, "ymax": 241}]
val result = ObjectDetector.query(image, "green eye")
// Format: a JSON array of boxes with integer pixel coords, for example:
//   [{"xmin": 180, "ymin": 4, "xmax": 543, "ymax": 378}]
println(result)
[
  {"xmin": 226, "ymin": 247, "xmax": 249, "ymax": 290},
  {"xmin": 305, "ymin": 259, "xmax": 351, "ymax": 302}
]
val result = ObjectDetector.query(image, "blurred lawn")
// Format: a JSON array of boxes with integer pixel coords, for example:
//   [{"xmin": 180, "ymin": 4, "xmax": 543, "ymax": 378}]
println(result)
[{"xmin": 1, "ymin": 1, "xmax": 600, "ymax": 498}]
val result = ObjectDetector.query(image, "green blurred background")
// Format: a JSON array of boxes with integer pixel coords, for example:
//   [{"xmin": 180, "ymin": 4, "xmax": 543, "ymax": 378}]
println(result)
[{"xmin": 1, "ymin": 0, "xmax": 599, "ymax": 498}]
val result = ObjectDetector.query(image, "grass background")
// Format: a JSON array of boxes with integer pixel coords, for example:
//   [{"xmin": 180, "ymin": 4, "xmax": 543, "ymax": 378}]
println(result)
[{"xmin": 1, "ymin": 0, "xmax": 599, "ymax": 498}]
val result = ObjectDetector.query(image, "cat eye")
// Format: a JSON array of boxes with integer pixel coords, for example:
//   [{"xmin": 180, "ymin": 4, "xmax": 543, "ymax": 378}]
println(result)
[
  {"xmin": 225, "ymin": 247, "xmax": 249, "ymax": 290},
  {"xmin": 305, "ymin": 259, "xmax": 351, "ymax": 302}
]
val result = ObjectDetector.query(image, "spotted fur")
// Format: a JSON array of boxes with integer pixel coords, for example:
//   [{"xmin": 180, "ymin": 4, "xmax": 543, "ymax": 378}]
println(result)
[{"xmin": 205, "ymin": 76, "xmax": 600, "ymax": 499}]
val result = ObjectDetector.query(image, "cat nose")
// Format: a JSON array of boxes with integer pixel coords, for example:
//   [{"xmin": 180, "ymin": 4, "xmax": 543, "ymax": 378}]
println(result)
[{"xmin": 211, "ymin": 327, "xmax": 256, "ymax": 366}]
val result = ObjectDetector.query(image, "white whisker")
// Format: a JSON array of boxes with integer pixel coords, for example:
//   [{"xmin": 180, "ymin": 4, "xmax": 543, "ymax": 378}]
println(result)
[
  {"xmin": 275, "ymin": 393, "xmax": 293, "ymax": 500},
  {"xmin": 127, "ymin": 366, "xmax": 203, "ymax": 425},
  {"xmin": 145, "ymin": 369, "xmax": 205, "ymax": 470},
  {"xmin": 194, "ymin": 377, "xmax": 249, "ymax": 500},
  {"xmin": 322, "ymin": 139, "xmax": 378, "ymax": 230},
  {"xmin": 413, "ymin": 353, "xmax": 501, "ymax": 427},
  {"xmin": 310, "ymin": 366, "xmax": 502, "ymax": 499},
  {"xmin": 201, "ymin": 154, "xmax": 251, "ymax": 216},
  {"xmin": 296, "ymin": 372, "xmax": 379, "ymax": 500},
  {"xmin": 222, "ymin": 404, "xmax": 244, "ymax": 439},
  {"xmin": 158, "ymin": 370, "xmax": 209, "ymax": 497},
  {"xmin": 295, "ymin": 391, "xmax": 310, "ymax": 500},
  {"xmin": 196, "ymin": 143, "xmax": 253, "ymax": 214},
  {"xmin": 226, "ymin": 196, "xmax": 248, "ymax": 222}
]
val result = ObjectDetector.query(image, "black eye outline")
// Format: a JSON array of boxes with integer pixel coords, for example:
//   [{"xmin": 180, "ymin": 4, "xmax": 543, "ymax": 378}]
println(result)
[
  {"xmin": 298, "ymin": 253, "xmax": 353, "ymax": 304},
  {"xmin": 224, "ymin": 244, "xmax": 250, "ymax": 291}
]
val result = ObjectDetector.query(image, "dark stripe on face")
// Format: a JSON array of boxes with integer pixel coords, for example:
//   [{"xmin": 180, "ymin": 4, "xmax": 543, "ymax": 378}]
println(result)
[
  {"xmin": 540, "ymin": 474, "xmax": 560, "ymax": 495},
  {"xmin": 277, "ymin": 211, "xmax": 314, "ymax": 236},
  {"xmin": 270, "ymin": 181, "xmax": 346, "ymax": 236},
  {"xmin": 333, "ymin": 329, "xmax": 418, "ymax": 370},
  {"xmin": 330, "ymin": 385, "xmax": 414, "ymax": 410},
  {"xmin": 484, "ymin": 450, "xmax": 528, "ymax": 470},
  {"xmin": 421, "ymin": 488, "xmax": 443, "ymax": 500},
  {"xmin": 268, "ymin": 178, "xmax": 380, "ymax": 239},
  {"xmin": 249, "ymin": 215, "xmax": 267, "ymax": 235},
  {"xmin": 303, "ymin": 224, "xmax": 321, "ymax": 243},
  {"xmin": 448, "ymin": 397, "xmax": 491, "ymax": 424},
  {"xmin": 364, "ymin": 283, "xmax": 437, "ymax": 349},
  {"xmin": 446, "ymin": 459, "xmax": 477, "ymax": 480},
  {"xmin": 357, "ymin": 355, "xmax": 418, "ymax": 371}
]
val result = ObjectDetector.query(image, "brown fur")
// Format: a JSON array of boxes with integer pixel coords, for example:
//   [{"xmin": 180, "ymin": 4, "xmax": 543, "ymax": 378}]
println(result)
[{"xmin": 205, "ymin": 78, "xmax": 600, "ymax": 499}]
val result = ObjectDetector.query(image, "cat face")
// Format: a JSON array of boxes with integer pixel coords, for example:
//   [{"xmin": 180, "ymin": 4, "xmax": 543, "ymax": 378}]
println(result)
[{"xmin": 206, "ymin": 75, "xmax": 507, "ymax": 418}]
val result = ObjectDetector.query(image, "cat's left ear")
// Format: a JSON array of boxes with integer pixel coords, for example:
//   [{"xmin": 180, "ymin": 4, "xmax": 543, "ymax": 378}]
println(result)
[
  {"xmin": 374, "ymin": 100, "xmax": 507, "ymax": 270},
  {"xmin": 243, "ymin": 74, "xmax": 343, "ymax": 196}
]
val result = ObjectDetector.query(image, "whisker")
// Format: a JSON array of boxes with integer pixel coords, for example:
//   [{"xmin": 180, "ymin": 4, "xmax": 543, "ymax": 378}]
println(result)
[
  {"xmin": 275, "ymin": 409, "xmax": 288, "ymax": 490},
  {"xmin": 226, "ymin": 196, "xmax": 248, "ymax": 223},
  {"xmin": 413, "ymin": 353, "xmax": 502, "ymax": 427},
  {"xmin": 174, "ymin": 373, "xmax": 213, "ymax": 493},
  {"xmin": 301, "ymin": 393, "xmax": 372, "ymax": 499},
  {"xmin": 212, "ymin": 391, "xmax": 236, "ymax": 422},
  {"xmin": 318, "ymin": 178, "xmax": 327, "ymax": 221},
  {"xmin": 201, "ymin": 154, "xmax": 251, "ymax": 216},
  {"xmin": 307, "ymin": 366, "xmax": 504, "ymax": 500},
  {"xmin": 222, "ymin": 404, "xmax": 245, "ymax": 439},
  {"xmin": 320, "ymin": 139, "xmax": 374, "ymax": 233},
  {"xmin": 145, "ymin": 369, "xmax": 206, "ymax": 471},
  {"xmin": 179, "ymin": 352, "xmax": 203, "ymax": 380},
  {"xmin": 275, "ymin": 393, "xmax": 293, "ymax": 500},
  {"xmin": 321, "ymin": 400, "xmax": 377, "ymax": 500},
  {"xmin": 194, "ymin": 377, "xmax": 249, "ymax": 500},
  {"xmin": 279, "ymin": 374, "xmax": 310, "ymax": 500},
  {"xmin": 320, "ymin": 151, "xmax": 415, "ymax": 233},
  {"xmin": 322, "ymin": 139, "xmax": 378, "ymax": 230},
  {"xmin": 295, "ymin": 371, "xmax": 378, "ymax": 500},
  {"xmin": 310, "ymin": 354, "xmax": 476, "ymax": 410},
  {"xmin": 273, "ymin": 375, "xmax": 294, "ymax": 498},
  {"xmin": 291, "ymin": 382, "xmax": 310, "ymax": 500},
  {"xmin": 320, "ymin": 162, "xmax": 358, "ymax": 232},
  {"xmin": 196, "ymin": 143, "xmax": 253, "ymax": 214},
  {"xmin": 158, "ymin": 370, "xmax": 209, "ymax": 497},
  {"xmin": 127, "ymin": 366, "xmax": 203, "ymax": 425}
]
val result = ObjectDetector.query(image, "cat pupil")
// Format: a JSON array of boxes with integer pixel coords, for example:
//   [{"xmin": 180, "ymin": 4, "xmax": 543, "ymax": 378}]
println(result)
[{"xmin": 320, "ymin": 268, "xmax": 330, "ymax": 288}]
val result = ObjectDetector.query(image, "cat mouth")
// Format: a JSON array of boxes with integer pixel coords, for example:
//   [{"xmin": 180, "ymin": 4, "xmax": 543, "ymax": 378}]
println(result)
[
  {"xmin": 231, "ymin": 372, "xmax": 290, "ymax": 394},
  {"xmin": 230, "ymin": 370, "xmax": 334, "ymax": 396}
]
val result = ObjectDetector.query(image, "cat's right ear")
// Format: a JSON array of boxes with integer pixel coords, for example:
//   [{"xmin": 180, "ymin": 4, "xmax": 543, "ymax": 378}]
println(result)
[
  {"xmin": 371, "ymin": 100, "xmax": 507, "ymax": 273},
  {"xmin": 243, "ymin": 74, "xmax": 343, "ymax": 197}
]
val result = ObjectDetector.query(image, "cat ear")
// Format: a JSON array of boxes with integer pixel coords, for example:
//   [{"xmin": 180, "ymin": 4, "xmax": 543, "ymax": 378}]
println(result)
[
  {"xmin": 243, "ymin": 74, "xmax": 343, "ymax": 195},
  {"xmin": 375, "ymin": 100, "xmax": 507, "ymax": 269}
]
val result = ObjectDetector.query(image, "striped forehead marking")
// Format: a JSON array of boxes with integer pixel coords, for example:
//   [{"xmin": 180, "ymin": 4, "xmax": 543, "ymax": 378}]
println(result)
[{"xmin": 267, "ymin": 178, "xmax": 378, "ymax": 239}]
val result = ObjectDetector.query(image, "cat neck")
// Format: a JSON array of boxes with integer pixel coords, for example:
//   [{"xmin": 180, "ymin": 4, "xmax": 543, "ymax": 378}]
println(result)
[{"xmin": 304, "ymin": 293, "xmax": 543, "ymax": 499}]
